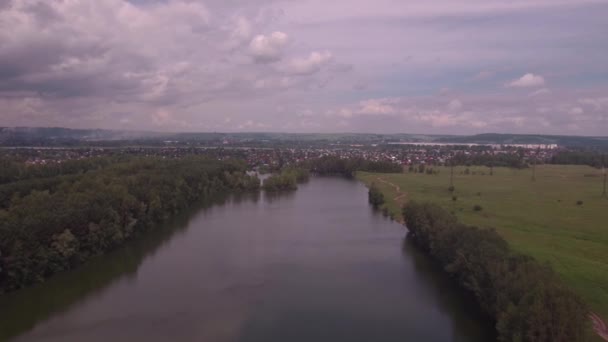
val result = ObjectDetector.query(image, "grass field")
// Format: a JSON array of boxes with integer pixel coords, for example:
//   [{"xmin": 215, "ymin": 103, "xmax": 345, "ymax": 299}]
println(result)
[{"xmin": 358, "ymin": 165, "xmax": 608, "ymax": 324}]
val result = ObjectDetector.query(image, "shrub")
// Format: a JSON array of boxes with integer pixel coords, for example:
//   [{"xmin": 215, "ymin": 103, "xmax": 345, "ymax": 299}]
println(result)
[
  {"xmin": 452, "ymin": 196, "xmax": 458, "ymax": 201},
  {"xmin": 368, "ymin": 183, "xmax": 385, "ymax": 207},
  {"xmin": 576, "ymin": 200, "xmax": 583, "ymax": 206},
  {"xmin": 448, "ymin": 186, "xmax": 455, "ymax": 192},
  {"xmin": 473, "ymin": 204, "xmax": 483, "ymax": 211}
]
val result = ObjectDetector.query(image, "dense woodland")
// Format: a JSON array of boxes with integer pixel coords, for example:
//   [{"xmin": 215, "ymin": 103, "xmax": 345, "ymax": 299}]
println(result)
[
  {"xmin": 403, "ymin": 202, "xmax": 588, "ymax": 342},
  {"xmin": 0, "ymin": 156, "xmax": 124, "ymax": 185},
  {"xmin": 0, "ymin": 156, "xmax": 260, "ymax": 293}
]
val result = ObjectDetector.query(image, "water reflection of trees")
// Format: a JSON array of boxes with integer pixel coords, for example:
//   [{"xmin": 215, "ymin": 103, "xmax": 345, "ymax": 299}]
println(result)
[
  {"xmin": 263, "ymin": 190, "xmax": 296, "ymax": 204},
  {"xmin": 230, "ymin": 191, "xmax": 261, "ymax": 205},
  {"xmin": 0, "ymin": 197, "xmax": 227, "ymax": 341},
  {"xmin": 401, "ymin": 236, "xmax": 495, "ymax": 341}
]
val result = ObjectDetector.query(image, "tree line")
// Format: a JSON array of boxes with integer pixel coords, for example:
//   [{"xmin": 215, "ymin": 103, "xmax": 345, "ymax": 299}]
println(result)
[
  {"xmin": 304, "ymin": 156, "xmax": 403, "ymax": 176},
  {"xmin": 450, "ymin": 152, "xmax": 527, "ymax": 169},
  {"xmin": 550, "ymin": 151, "xmax": 605, "ymax": 168},
  {"xmin": 402, "ymin": 202, "xmax": 588, "ymax": 342},
  {"xmin": 0, "ymin": 156, "xmax": 260, "ymax": 293},
  {"xmin": 0, "ymin": 156, "xmax": 125, "ymax": 185}
]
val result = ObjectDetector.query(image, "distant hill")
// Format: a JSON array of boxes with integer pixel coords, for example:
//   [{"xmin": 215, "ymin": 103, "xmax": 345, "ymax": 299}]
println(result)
[
  {"xmin": 0, "ymin": 127, "xmax": 447, "ymax": 146},
  {"xmin": 0, "ymin": 127, "xmax": 167, "ymax": 146},
  {"xmin": 435, "ymin": 133, "xmax": 608, "ymax": 148},
  {"xmin": 1, "ymin": 127, "xmax": 607, "ymax": 149}
]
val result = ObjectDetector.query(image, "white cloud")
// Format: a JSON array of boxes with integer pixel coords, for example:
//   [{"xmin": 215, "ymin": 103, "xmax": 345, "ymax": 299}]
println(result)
[
  {"xmin": 569, "ymin": 107, "xmax": 584, "ymax": 115},
  {"xmin": 530, "ymin": 88, "xmax": 551, "ymax": 97},
  {"xmin": 224, "ymin": 15, "xmax": 253, "ymax": 49},
  {"xmin": 249, "ymin": 31, "xmax": 289, "ymax": 63},
  {"xmin": 579, "ymin": 97, "xmax": 608, "ymax": 111},
  {"xmin": 472, "ymin": 70, "xmax": 494, "ymax": 81},
  {"xmin": 507, "ymin": 73, "xmax": 546, "ymax": 88},
  {"xmin": 284, "ymin": 51, "xmax": 333, "ymax": 75},
  {"xmin": 448, "ymin": 99, "xmax": 463, "ymax": 110},
  {"xmin": 358, "ymin": 98, "xmax": 397, "ymax": 115}
]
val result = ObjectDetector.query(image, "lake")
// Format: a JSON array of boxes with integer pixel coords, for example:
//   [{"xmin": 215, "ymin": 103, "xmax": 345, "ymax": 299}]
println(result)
[{"xmin": 0, "ymin": 177, "xmax": 493, "ymax": 341}]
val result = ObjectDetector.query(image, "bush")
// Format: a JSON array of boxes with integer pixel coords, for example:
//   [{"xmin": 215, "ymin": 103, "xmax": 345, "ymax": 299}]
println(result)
[
  {"xmin": 368, "ymin": 183, "xmax": 385, "ymax": 207},
  {"xmin": 473, "ymin": 204, "xmax": 483, "ymax": 211},
  {"xmin": 576, "ymin": 200, "xmax": 583, "ymax": 206},
  {"xmin": 448, "ymin": 186, "xmax": 455, "ymax": 192},
  {"xmin": 452, "ymin": 196, "xmax": 458, "ymax": 201}
]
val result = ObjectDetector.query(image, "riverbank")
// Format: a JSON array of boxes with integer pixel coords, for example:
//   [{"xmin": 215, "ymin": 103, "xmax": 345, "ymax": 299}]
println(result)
[
  {"xmin": 0, "ymin": 157, "xmax": 260, "ymax": 294},
  {"xmin": 1, "ymin": 177, "xmax": 494, "ymax": 342},
  {"xmin": 357, "ymin": 165, "xmax": 608, "ymax": 340}
]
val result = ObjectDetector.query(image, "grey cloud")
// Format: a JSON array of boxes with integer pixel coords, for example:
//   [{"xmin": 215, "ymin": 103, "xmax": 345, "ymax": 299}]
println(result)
[{"xmin": 0, "ymin": 0, "xmax": 606, "ymax": 134}]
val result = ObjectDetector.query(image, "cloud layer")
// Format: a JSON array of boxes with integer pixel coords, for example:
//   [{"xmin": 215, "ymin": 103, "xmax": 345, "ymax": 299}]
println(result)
[{"xmin": 0, "ymin": 0, "xmax": 607, "ymax": 135}]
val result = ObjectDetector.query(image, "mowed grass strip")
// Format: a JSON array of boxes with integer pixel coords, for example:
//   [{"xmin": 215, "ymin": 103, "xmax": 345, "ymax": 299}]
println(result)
[{"xmin": 358, "ymin": 165, "xmax": 608, "ymax": 322}]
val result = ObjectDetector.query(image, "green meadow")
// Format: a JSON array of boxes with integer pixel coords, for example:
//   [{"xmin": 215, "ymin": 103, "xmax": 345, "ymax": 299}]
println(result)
[{"xmin": 358, "ymin": 165, "xmax": 608, "ymax": 323}]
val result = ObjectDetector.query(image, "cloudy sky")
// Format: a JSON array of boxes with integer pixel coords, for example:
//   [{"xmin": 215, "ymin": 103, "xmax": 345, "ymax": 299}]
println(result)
[{"xmin": 1, "ymin": 0, "xmax": 607, "ymax": 135}]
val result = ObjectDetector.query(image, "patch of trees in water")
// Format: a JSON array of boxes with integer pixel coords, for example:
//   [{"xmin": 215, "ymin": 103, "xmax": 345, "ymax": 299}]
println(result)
[
  {"xmin": 403, "ymin": 202, "xmax": 588, "ymax": 342},
  {"xmin": 0, "ymin": 157, "xmax": 260, "ymax": 293},
  {"xmin": 262, "ymin": 167, "xmax": 310, "ymax": 192}
]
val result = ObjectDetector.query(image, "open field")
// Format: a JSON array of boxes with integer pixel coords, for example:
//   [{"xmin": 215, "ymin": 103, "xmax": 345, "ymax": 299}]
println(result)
[{"xmin": 358, "ymin": 165, "xmax": 608, "ymax": 325}]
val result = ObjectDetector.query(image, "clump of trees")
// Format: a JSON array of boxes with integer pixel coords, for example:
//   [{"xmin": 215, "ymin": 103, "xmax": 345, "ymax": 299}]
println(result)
[
  {"xmin": 262, "ymin": 167, "xmax": 309, "ymax": 192},
  {"xmin": 283, "ymin": 167, "xmax": 310, "ymax": 183},
  {"xmin": 0, "ymin": 156, "xmax": 260, "ymax": 293},
  {"xmin": 403, "ymin": 202, "xmax": 588, "ymax": 342},
  {"xmin": 307, "ymin": 156, "xmax": 402, "ymax": 177},
  {"xmin": 262, "ymin": 172, "xmax": 298, "ymax": 192},
  {"xmin": 368, "ymin": 183, "xmax": 385, "ymax": 207}
]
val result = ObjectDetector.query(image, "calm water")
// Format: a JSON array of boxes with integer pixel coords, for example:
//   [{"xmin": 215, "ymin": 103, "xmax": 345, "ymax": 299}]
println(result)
[{"xmin": 0, "ymin": 177, "xmax": 493, "ymax": 342}]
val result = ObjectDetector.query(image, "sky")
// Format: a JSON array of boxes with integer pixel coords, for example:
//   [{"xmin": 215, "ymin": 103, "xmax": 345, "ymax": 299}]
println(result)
[{"xmin": 1, "ymin": 0, "xmax": 607, "ymax": 135}]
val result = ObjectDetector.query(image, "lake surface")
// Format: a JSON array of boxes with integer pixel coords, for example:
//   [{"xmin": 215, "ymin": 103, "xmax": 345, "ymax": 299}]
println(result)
[{"xmin": 0, "ymin": 177, "xmax": 493, "ymax": 342}]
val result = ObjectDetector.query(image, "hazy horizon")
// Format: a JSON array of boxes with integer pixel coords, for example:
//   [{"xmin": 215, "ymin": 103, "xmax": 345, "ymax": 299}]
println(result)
[{"xmin": 1, "ymin": 0, "xmax": 607, "ymax": 135}]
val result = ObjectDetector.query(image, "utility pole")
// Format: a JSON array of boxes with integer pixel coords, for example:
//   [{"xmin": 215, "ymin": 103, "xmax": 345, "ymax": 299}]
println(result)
[
  {"xmin": 450, "ymin": 157, "xmax": 455, "ymax": 189},
  {"xmin": 490, "ymin": 149, "xmax": 494, "ymax": 176},
  {"xmin": 531, "ymin": 148, "xmax": 538, "ymax": 182},
  {"xmin": 603, "ymin": 153, "xmax": 607, "ymax": 198}
]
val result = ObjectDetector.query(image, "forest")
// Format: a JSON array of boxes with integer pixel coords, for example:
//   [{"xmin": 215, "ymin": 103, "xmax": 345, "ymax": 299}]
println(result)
[
  {"xmin": 402, "ymin": 201, "xmax": 588, "ymax": 342},
  {"xmin": 0, "ymin": 156, "xmax": 260, "ymax": 293}
]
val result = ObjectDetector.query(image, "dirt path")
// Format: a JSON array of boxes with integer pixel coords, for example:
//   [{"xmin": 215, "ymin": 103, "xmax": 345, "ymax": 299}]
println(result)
[
  {"xmin": 375, "ymin": 177, "xmax": 407, "ymax": 223},
  {"xmin": 375, "ymin": 177, "xmax": 406, "ymax": 202},
  {"xmin": 591, "ymin": 312, "xmax": 608, "ymax": 341}
]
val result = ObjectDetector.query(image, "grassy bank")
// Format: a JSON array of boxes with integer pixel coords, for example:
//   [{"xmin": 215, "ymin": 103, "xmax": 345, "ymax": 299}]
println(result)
[{"xmin": 358, "ymin": 165, "xmax": 608, "ymax": 324}]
